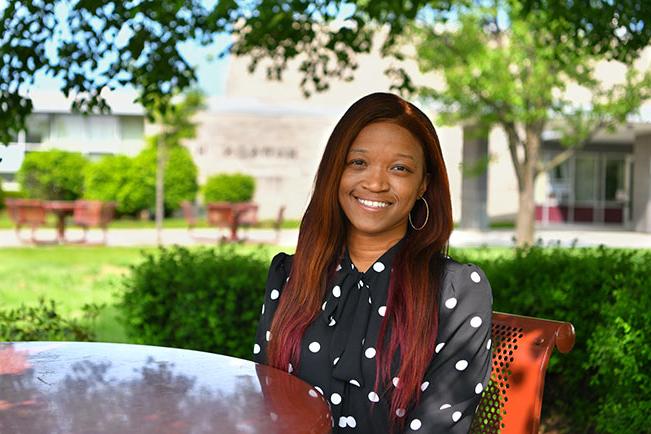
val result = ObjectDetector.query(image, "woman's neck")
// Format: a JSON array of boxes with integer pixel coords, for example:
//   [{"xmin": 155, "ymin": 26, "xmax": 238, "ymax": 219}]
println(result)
[{"xmin": 347, "ymin": 232, "xmax": 404, "ymax": 272}]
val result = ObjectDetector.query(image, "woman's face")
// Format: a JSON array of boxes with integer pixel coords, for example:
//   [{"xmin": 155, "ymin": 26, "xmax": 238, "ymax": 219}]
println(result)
[{"xmin": 338, "ymin": 121, "xmax": 428, "ymax": 241}]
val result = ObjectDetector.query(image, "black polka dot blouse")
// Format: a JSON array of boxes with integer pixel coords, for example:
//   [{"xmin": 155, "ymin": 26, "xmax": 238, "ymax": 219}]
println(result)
[{"xmin": 253, "ymin": 240, "xmax": 493, "ymax": 433}]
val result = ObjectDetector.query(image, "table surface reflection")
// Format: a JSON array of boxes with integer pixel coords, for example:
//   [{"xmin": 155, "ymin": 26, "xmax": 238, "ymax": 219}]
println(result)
[{"xmin": 0, "ymin": 342, "xmax": 332, "ymax": 434}]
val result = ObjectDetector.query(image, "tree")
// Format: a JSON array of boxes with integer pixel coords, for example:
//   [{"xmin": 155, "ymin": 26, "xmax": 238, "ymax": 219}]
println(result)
[
  {"xmin": 148, "ymin": 90, "xmax": 204, "ymax": 244},
  {"xmin": 401, "ymin": 2, "xmax": 651, "ymax": 245}
]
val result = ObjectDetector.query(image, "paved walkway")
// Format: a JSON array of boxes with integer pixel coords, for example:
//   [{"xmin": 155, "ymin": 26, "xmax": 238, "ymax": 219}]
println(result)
[{"xmin": 1, "ymin": 227, "xmax": 649, "ymax": 248}]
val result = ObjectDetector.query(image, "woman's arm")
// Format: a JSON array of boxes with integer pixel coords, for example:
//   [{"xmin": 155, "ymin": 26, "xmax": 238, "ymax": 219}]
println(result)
[
  {"xmin": 403, "ymin": 263, "xmax": 493, "ymax": 433},
  {"xmin": 252, "ymin": 252, "xmax": 290, "ymax": 365}
]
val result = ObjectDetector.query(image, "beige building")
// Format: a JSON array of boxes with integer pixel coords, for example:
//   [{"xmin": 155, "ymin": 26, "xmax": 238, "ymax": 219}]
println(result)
[{"xmin": 186, "ymin": 46, "xmax": 651, "ymax": 233}]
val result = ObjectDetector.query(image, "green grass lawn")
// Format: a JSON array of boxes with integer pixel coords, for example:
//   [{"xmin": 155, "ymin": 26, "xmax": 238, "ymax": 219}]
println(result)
[{"xmin": 0, "ymin": 244, "xmax": 288, "ymax": 343}]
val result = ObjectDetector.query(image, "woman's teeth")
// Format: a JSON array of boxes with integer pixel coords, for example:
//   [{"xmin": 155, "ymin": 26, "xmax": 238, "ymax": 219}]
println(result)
[{"xmin": 357, "ymin": 198, "xmax": 389, "ymax": 208}]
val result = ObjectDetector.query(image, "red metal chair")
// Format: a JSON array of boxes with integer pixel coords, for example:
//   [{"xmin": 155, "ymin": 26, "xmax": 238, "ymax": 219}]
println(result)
[
  {"xmin": 5, "ymin": 199, "xmax": 52, "ymax": 244},
  {"xmin": 71, "ymin": 200, "xmax": 116, "ymax": 244},
  {"xmin": 470, "ymin": 312, "xmax": 576, "ymax": 434}
]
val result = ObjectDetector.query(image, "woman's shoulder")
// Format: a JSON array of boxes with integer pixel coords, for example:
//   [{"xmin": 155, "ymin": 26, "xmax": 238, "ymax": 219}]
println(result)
[
  {"xmin": 268, "ymin": 252, "xmax": 295, "ymax": 276},
  {"xmin": 439, "ymin": 255, "xmax": 492, "ymax": 302}
]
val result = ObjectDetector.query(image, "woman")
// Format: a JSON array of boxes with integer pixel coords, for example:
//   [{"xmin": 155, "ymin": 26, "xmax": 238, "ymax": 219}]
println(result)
[{"xmin": 253, "ymin": 92, "xmax": 492, "ymax": 433}]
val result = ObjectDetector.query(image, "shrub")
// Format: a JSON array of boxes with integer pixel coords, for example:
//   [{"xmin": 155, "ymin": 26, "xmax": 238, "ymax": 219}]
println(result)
[
  {"xmin": 450, "ymin": 245, "xmax": 651, "ymax": 434},
  {"xmin": 119, "ymin": 246, "xmax": 268, "ymax": 359},
  {"xmin": 0, "ymin": 299, "xmax": 98, "ymax": 341},
  {"xmin": 16, "ymin": 150, "xmax": 88, "ymax": 200},
  {"xmin": 0, "ymin": 181, "xmax": 3, "ymax": 208},
  {"xmin": 203, "ymin": 173, "xmax": 255, "ymax": 203},
  {"xmin": 83, "ymin": 145, "xmax": 198, "ymax": 216},
  {"xmin": 84, "ymin": 155, "xmax": 135, "ymax": 214}
]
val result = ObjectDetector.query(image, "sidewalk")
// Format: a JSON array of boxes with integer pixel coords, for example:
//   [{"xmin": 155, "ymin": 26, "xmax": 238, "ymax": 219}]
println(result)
[{"xmin": 0, "ymin": 227, "xmax": 649, "ymax": 248}]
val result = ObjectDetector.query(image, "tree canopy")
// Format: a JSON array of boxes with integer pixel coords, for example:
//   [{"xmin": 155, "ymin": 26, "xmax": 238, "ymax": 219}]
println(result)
[{"xmin": 3, "ymin": 0, "xmax": 648, "ymax": 145}]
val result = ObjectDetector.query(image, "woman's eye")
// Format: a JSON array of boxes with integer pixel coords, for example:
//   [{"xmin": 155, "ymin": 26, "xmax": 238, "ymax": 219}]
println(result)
[
  {"xmin": 393, "ymin": 165, "xmax": 411, "ymax": 172},
  {"xmin": 349, "ymin": 159, "xmax": 365, "ymax": 166}
]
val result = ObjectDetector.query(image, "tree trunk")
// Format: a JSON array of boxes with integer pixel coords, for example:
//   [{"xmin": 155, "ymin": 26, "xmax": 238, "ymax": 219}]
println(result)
[
  {"xmin": 155, "ymin": 137, "xmax": 166, "ymax": 246},
  {"xmin": 514, "ymin": 129, "xmax": 541, "ymax": 247}
]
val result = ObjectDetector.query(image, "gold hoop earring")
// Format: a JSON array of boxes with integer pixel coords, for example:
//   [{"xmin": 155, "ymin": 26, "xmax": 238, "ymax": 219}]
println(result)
[{"xmin": 409, "ymin": 196, "xmax": 429, "ymax": 231}]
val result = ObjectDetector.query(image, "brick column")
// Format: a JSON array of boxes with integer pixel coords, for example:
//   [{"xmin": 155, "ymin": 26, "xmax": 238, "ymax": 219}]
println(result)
[
  {"xmin": 633, "ymin": 133, "xmax": 651, "ymax": 232},
  {"xmin": 460, "ymin": 125, "xmax": 489, "ymax": 230}
]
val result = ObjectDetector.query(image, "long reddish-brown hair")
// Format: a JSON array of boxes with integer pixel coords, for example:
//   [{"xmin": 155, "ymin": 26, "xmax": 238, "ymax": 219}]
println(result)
[{"xmin": 268, "ymin": 92, "xmax": 453, "ymax": 429}]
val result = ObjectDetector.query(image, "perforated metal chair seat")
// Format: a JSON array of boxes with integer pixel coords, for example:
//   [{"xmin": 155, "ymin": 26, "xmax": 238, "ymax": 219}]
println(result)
[{"xmin": 470, "ymin": 312, "xmax": 575, "ymax": 434}]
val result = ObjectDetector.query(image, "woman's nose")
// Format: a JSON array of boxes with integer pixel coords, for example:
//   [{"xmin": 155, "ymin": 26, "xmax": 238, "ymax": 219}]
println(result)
[{"xmin": 362, "ymin": 167, "xmax": 389, "ymax": 192}]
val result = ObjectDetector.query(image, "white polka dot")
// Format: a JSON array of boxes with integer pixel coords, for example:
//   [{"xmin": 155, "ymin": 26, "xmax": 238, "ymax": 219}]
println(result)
[
  {"xmin": 475, "ymin": 383, "xmax": 484, "ymax": 394},
  {"xmin": 368, "ymin": 296, "xmax": 372, "ymax": 304},
  {"xmin": 368, "ymin": 391, "xmax": 379, "ymax": 402},
  {"xmin": 270, "ymin": 412, "xmax": 278, "ymax": 421},
  {"xmin": 365, "ymin": 347, "xmax": 376, "ymax": 358},
  {"xmin": 396, "ymin": 408, "xmax": 406, "ymax": 417},
  {"xmin": 358, "ymin": 280, "xmax": 363, "ymax": 288},
  {"xmin": 409, "ymin": 418, "xmax": 422, "ymax": 430},
  {"xmin": 309, "ymin": 342, "xmax": 321, "ymax": 353},
  {"xmin": 421, "ymin": 381, "xmax": 429, "ymax": 391},
  {"xmin": 332, "ymin": 285, "xmax": 341, "ymax": 298},
  {"xmin": 328, "ymin": 317, "xmax": 336, "ymax": 326},
  {"xmin": 470, "ymin": 271, "xmax": 481, "ymax": 283},
  {"xmin": 373, "ymin": 262, "xmax": 386, "ymax": 272},
  {"xmin": 288, "ymin": 363, "xmax": 293, "ymax": 373},
  {"xmin": 361, "ymin": 338, "xmax": 365, "ymax": 346},
  {"xmin": 265, "ymin": 330, "xmax": 271, "ymax": 341},
  {"xmin": 308, "ymin": 389, "xmax": 318, "ymax": 398},
  {"xmin": 349, "ymin": 379, "xmax": 360, "ymax": 387},
  {"xmin": 455, "ymin": 360, "xmax": 469, "ymax": 371},
  {"xmin": 330, "ymin": 393, "xmax": 342, "ymax": 405},
  {"xmin": 378, "ymin": 306, "xmax": 387, "ymax": 317},
  {"xmin": 314, "ymin": 386, "xmax": 323, "ymax": 395},
  {"xmin": 435, "ymin": 342, "xmax": 445, "ymax": 353},
  {"xmin": 322, "ymin": 301, "xmax": 327, "ymax": 310},
  {"xmin": 440, "ymin": 403, "xmax": 451, "ymax": 410},
  {"xmin": 336, "ymin": 264, "xmax": 342, "ymax": 271},
  {"xmin": 452, "ymin": 411, "xmax": 462, "ymax": 422},
  {"xmin": 487, "ymin": 338, "xmax": 492, "ymax": 350},
  {"xmin": 444, "ymin": 297, "xmax": 457, "ymax": 309},
  {"xmin": 347, "ymin": 416, "xmax": 357, "ymax": 428},
  {"xmin": 338, "ymin": 417, "xmax": 347, "ymax": 428},
  {"xmin": 333, "ymin": 357, "xmax": 340, "ymax": 365},
  {"xmin": 253, "ymin": 344, "xmax": 260, "ymax": 354},
  {"xmin": 270, "ymin": 289, "xmax": 279, "ymax": 300},
  {"xmin": 470, "ymin": 316, "xmax": 482, "ymax": 328},
  {"xmin": 392, "ymin": 377, "xmax": 400, "ymax": 387},
  {"xmin": 261, "ymin": 304, "xmax": 265, "ymax": 315}
]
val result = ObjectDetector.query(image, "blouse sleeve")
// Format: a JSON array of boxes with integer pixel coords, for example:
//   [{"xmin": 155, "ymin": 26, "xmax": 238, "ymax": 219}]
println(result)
[
  {"xmin": 404, "ymin": 262, "xmax": 493, "ymax": 433},
  {"xmin": 252, "ymin": 252, "xmax": 291, "ymax": 365}
]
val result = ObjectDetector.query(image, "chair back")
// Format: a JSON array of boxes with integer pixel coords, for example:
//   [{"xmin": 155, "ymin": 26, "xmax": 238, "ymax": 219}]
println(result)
[
  {"xmin": 73, "ymin": 200, "xmax": 116, "ymax": 227},
  {"xmin": 13, "ymin": 199, "xmax": 46, "ymax": 226},
  {"xmin": 470, "ymin": 312, "xmax": 575, "ymax": 434},
  {"xmin": 4, "ymin": 199, "xmax": 19, "ymax": 222},
  {"xmin": 236, "ymin": 202, "xmax": 258, "ymax": 226},
  {"xmin": 206, "ymin": 203, "xmax": 234, "ymax": 227}
]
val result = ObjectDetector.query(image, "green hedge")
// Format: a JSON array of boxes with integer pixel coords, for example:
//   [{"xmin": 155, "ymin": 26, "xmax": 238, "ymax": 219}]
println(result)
[
  {"xmin": 119, "ymin": 246, "xmax": 268, "ymax": 359},
  {"xmin": 203, "ymin": 173, "xmax": 255, "ymax": 203},
  {"xmin": 0, "ymin": 299, "xmax": 97, "ymax": 341},
  {"xmin": 84, "ymin": 145, "xmax": 198, "ymax": 215},
  {"xmin": 117, "ymin": 245, "xmax": 648, "ymax": 433},
  {"xmin": 17, "ymin": 150, "xmax": 88, "ymax": 200},
  {"xmin": 451, "ymin": 246, "xmax": 651, "ymax": 434}
]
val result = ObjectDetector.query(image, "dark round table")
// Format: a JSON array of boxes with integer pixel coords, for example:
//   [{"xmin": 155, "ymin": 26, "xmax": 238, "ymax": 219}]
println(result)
[{"xmin": 0, "ymin": 342, "xmax": 332, "ymax": 434}]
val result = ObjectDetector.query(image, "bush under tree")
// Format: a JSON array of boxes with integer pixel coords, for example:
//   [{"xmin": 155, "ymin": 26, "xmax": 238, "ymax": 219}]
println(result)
[
  {"xmin": 203, "ymin": 173, "xmax": 255, "ymax": 203},
  {"xmin": 17, "ymin": 150, "xmax": 88, "ymax": 200},
  {"xmin": 83, "ymin": 143, "xmax": 198, "ymax": 216},
  {"xmin": 120, "ymin": 246, "xmax": 268, "ymax": 359}
]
